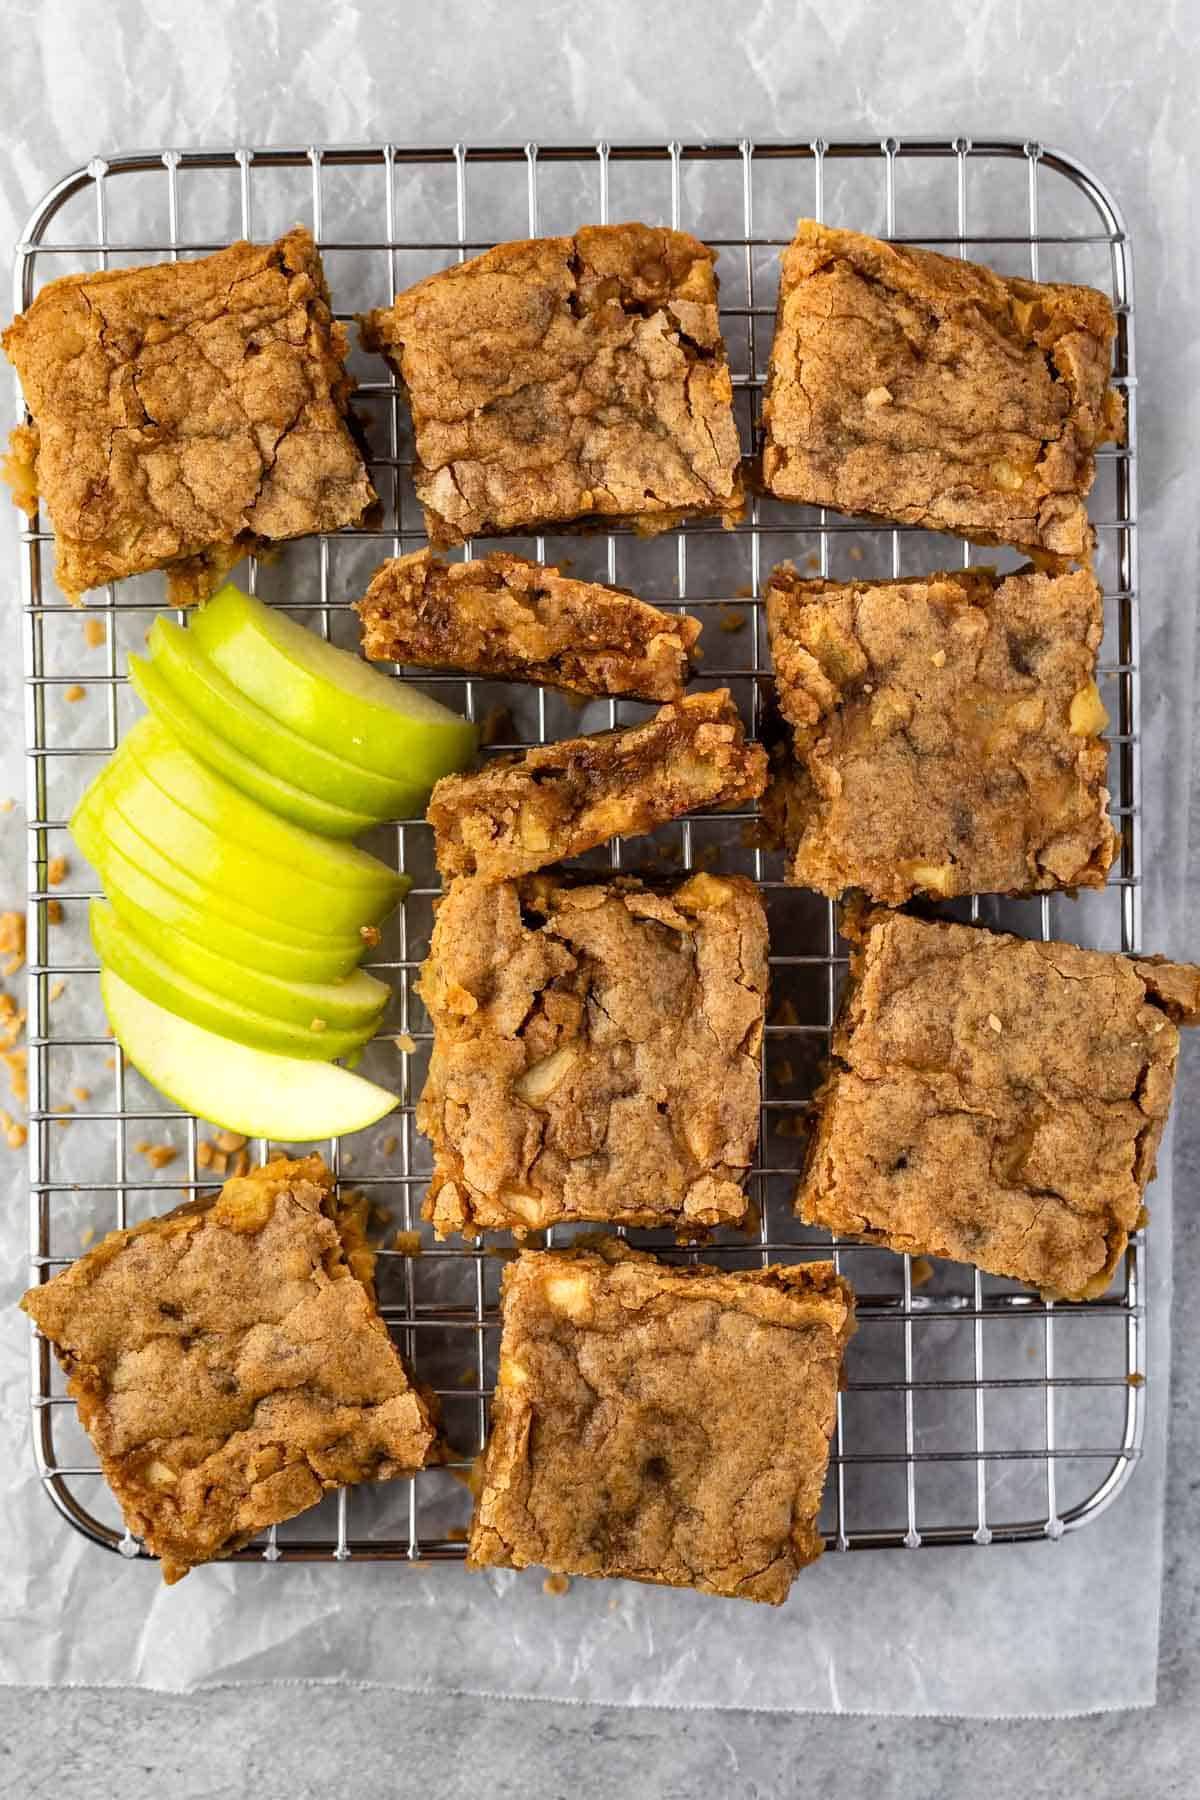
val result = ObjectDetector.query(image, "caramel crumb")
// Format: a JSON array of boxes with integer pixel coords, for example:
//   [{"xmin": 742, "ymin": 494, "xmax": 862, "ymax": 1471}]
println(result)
[
  {"xmin": 71, "ymin": 1085, "xmax": 90, "ymax": 1102},
  {"xmin": 137, "ymin": 1141, "xmax": 177, "ymax": 1170},
  {"xmin": 64, "ymin": 684, "xmax": 86, "ymax": 703},
  {"xmin": 48, "ymin": 980, "xmax": 66, "ymax": 1003},
  {"xmin": 910, "ymin": 1256, "xmax": 935, "ymax": 1288},
  {"xmin": 214, "ymin": 1130, "xmax": 247, "ymax": 1154},
  {"xmin": 47, "ymin": 899, "xmax": 64, "ymax": 925},
  {"xmin": 930, "ymin": 649, "xmax": 947, "ymax": 668},
  {"xmin": 1, "ymin": 1109, "xmax": 27, "ymax": 1150},
  {"xmin": 393, "ymin": 1032, "xmax": 416, "ymax": 1053},
  {"xmin": 80, "ymin": 1226, "xmax": 95, "ymax": 1248},
  {"xmin": 446, "ymin": 1526, "xmax": 468, "ymax": 1542},
  {"xmin": 543, "ymin": 1573, "xmax": 571, "ymax": 1597},
  {"xmin": 382, "ymin": 1133, "xmax": 399, "ymax": 1156},
  {"xmin": 0, "ymin": 992, "xmax": 25, "ymax": 1049},
  {"xmin": 804, "ymin": 553, "xmax": 820, "ymax": 571},
  {"xmin": 52, "ymin": 1102, "xmax": 73, "ymax": 1127},
  {"xmin": 196, "ymin": 1141, "xmax": 215, "ymax": 1168},
  {"xmin": 0, "ymin": 912, "xmax": 26, "ymax": 977},
  {"xmin": 848, "ymin": 544, "xmax": 864, "ymax": 562},
  {"xmin": 3, "ymin": 1049, "xmax": 28, "ymax": 1103},
  {"xmin": 210, "ymin": 1149, "xmax": 229, "ymax": 1177},
  {"xmin": 47, "ymin": 856, "xmax": 68, "ymax": 887},
  {"xmin": 83, "ymin": 616, "xmax": 106, "ymax": 649},
  {"xmin": 104, "ymin": 1055, "xmax": 116, "ymax": 1070},
  {"xmin": 229, "ymin": 1150, "xmax": 249, "ymax": 1178},
  {"xmin": 1127, "ymin": 1371, "xmax": 1146, "ymax": 1388},
  {"xmin": 717, "ymin": 603, "xmax": 746, "ymax": 634},
  {"xmin": 392, "ymin": 1229, "xmax": 423, "ymax": 1256},
  {"xmin": 360, "ymin": 924, "xmax": 382, "ymax": 948}
]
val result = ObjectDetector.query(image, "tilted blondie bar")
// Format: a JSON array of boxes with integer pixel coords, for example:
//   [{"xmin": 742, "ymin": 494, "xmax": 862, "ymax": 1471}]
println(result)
[
  {"xmin": 3, "ymin": 228, "xmax": 375, "ymax": 602},
  {"xmin": 360, "ymin": 223, "xmax": 743, "ymax": 545},
  {"xmin": 426, "ymin": 687, "xmax": 767, "ymax": 881},
  {"xmin": 20, "ymin": 1156, "xmax": 438, "ymax": 1582},
  {"xmin": 761, "ymin": 223, "xmax": 1124, "ymax": 559},
  {"xmin": 416, "ymin": 871, "xmax": 768, "ymax": 1237},
  {"xmin": 468, "ymin": 1240, "xmax": 855, "ymax": 1603},
  {"xmin": 763, "ymin": 562, "xmax": 1117, "ymax": 902},
  {"xmin": 356, "ymin": 548, "xmax": 701, "ymax": 703},
  {"xmin": 798, "ymin": 912, "xmax": 1200, "ymax": 1300}
]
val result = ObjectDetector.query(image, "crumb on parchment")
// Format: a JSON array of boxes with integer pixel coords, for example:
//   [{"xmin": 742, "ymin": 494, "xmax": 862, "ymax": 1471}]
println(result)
[
  {"xmin": 0, "ymin": 913, "xmax": 26, "ymax": 977},
  {"xmin": 64, "ymin": 684, "xmax": 86, "ymax": 703},
  {"xmin": 47, "ymin": 856, "xmax": 68, "ymax": 887},
  {"xmin": 1, "ymin": 1109, "xmax": 26, "ymax": 1150}
]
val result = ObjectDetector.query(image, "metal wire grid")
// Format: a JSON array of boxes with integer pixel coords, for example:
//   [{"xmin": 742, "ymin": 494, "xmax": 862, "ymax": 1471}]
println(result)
[{"xmin": 15, "ymin": 137, "xmax": 1144, "ymax": 1571}]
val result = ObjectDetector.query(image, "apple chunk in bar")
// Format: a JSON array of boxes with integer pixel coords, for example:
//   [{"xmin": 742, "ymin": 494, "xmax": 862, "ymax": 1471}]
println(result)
[
  {"xmin": 359, "ymin": 224, "xmax": 743, "ymax": 545},
  {"xmin": 416, "ymin": 871, "xmax": 768, "ymax": 1238},
  {"xmin": 3, "ymin": 230, "xmax": 375, "ymax": 602},
  {"xmin": 798, "ymin": 910, "xmax": 1200, "ymax": 1300},
  {"xmin": 20, "ymin": 1156, "xmax": 439, "ymax": 1583},
  {"xmin": 468, "ymin": 1240, "xmax": 855, "ymax": 1603},
  {"xmin": 426, "ymin": 689, "xmax": 767, "ymax": 881},
  {"xmin": 356, "ymin": 549, "xmax": 702, "ymax": 704}
]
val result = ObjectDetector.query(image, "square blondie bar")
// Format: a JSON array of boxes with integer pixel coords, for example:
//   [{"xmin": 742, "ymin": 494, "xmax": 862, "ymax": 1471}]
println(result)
[
  {"xmin": 467, "ymin": 1240, "xmax": 854, "ymax": 1603},
  {"xmin": 799, "ymin": 912, "xmax": 1200, "ymax": 1299},
  {"xmin": 761, "ymin": 223, "xmax": 1124, "ymax": 559},
  {"xmin": 360, "ymin": 224, "xmax": 743, "ymax": 545},
  {"xmin": 357, "ymin": 549, "xmax": 701, "ymax": 703},
  {"xmin": 764, "ymin": 562, "xmax": 1117, "ymax": 902},
  {"xmin": 20, "ymin": 1156, "xmax": 439, "ymax": 1581},
  {"xmin": 416, "ymin": 871, "xmax": 768, "ymax": 1237},
  {"xmin": 426, "ymin": 688, "xmax": 767, "ymax": 881},
  {"xmin": 3, "ymin": 228, "xmax": 375, "ymax": 602}
]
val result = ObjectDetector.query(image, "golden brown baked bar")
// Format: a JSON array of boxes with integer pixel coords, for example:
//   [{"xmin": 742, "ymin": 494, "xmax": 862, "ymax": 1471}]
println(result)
[
  {"xmin": 427, "ymin": 687, "xmax": 767, "ymax": 881},
  {"xmin": 761, "ymin": 223, "xmax": 1124, "ymax": 560},
  {"xmin": 798, "ymin": 911, "xmax": 1200, "ymax": 1300},
  {"xmin": 416, "ymin": 871, "xmax": 768, "ymax": 1237},
  {"xmin": 467, "ymin": 1239, "xmax": 854, "ymax": 1603},
  {"xmin": 20, "ymin": 1155, "xmax": 438, "ymax": 1582},
  {"xmin": 356, "ymin": 548, "xmax": 701, "ymax": 703},
  {"xmin": 360, "ymin": 224, "xmax": 743, "ymax": 546},
  {"xmin": 3, "ymin": 229, "xmax": 375, "ymax": 602},
  {"xmin": 763, "ymin": 562, "xmax": 1117, "ymax": 902}
]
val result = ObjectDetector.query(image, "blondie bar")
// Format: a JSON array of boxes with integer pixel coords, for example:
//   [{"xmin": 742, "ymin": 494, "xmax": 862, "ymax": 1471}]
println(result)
[
  {"xmin": 467, "ymin": 1240, "xmax": 854, "ymax": 1603},
  {"xmin": 761, "ymin": 223, "xmax": 1124, "ymax": 559},
  {"xmin": 360, "ymin": 224, "xmax": 743, "ymax": 545},
  {"xmin": 426, "ymin": 688, "xmax": 767, "ymax": 881},
  {"xmin": 20, "ymin": 1156, "xmax": 438, "ymax": 1581},
  {"xmin": 416, "ymin": 871, "xmax": 768, "ymax": 1237},
  {"xmin": 798, "ymin": 912, "xmax": 1200, "ymax": 1299},
  {"xmin": 764, "ymin": 562, "xmax": 1117, "ymax": 902},
  {"xmin": 3, "ymin": 229, "xmax": 375, "ymax": 602},
  {"xmin": 357, "ymin": 549, "xmax": 701, "ymax": 702}
]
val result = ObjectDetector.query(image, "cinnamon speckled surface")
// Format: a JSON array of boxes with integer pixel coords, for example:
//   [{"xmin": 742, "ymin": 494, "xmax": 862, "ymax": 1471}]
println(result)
[{"xmin": 1, "ymin": 0, "xmax": 1197, "ymax": 1786}]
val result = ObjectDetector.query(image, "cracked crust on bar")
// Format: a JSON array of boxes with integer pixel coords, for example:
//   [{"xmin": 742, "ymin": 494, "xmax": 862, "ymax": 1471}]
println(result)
[
  {"xmin": 359, "ymin": 224, "xmax": 744, "ymax": 546},
  {"xmin": 762, "ymin": 562, "xmax": 1117, "ymax": 902},
  {"xmin": 761, "ymin": 223, "xmax": 1124, "ymax": 560},
  {"xmin": 426, "ymin": 687, "xmax": 767, "ymax": 881},
  {"xmin": 20, "ymin": 1155, "xmax": 438, "ymax": 1582},
  {"xmin": 416, "ymin": 871, "xmax": 768, "ymax": 1237},
  {"xmin": 356, "ymin": 548, "xmax": 701, "ymax": 703},
  {"xmin": 2, "ymin": 228, "xmax": 375, "ymax": 602},
  {"xmin": 467, "ymin": 1239, "xmax": 854, "ymax": 1603},
  {"xmin": 798, "ymin": 912, "xmax": 1200, "ymax": 1300}
]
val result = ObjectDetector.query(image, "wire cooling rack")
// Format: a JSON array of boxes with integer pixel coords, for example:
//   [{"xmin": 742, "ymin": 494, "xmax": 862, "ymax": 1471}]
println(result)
[{"xmin": 15, "ymin": 137, "xmax": 1143, "ymax": 1571}]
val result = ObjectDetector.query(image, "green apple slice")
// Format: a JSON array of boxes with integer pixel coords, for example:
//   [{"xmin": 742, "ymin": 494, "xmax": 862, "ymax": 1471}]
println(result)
[
  {"xmin": 129, "ymin": 653, "xmax": 379, "ymax": 839},
  {"xmin": 146, "ymin": 617, "xmax": 429, "ymax": 820},
  {"xmin": 189, "ymin": 582, "xmax": 479, "ymax": 783},
  {"xmin": 102, "ymin": 968, "xmax": 398, "ymax": 1140},
  {"xmin": 72, "ymin": 789, "xmax": 367, "ymax": 977},
  {"xmin": 92, "ymin": 902, "xmax": 377, "ymax": 1061},
  {"xmin": 121, "ymin": 716, "xmax": 401, "ymax": 902},
  {"xmin": 93, "ymin": 884, "xmax": 389, "ymax": 1030}
]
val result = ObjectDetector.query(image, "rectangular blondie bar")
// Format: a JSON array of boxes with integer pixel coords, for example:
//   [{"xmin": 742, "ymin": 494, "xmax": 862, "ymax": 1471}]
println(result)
[
  {"xmin": 3, "ymin": 229, "xmax": 375, "ymax": 602},
  {"xmin": 761, "ymin": 223, "xmax": 1123, "ymax": 559},
  {"xmin": 416, "ymin": 871, "xmax": 768, "ymax": 1237},
  {"xmin": 426, "ymin": 688, "xmax": 767, "ymax": 881},
  {"xmin": 764, "ymin": 562, "xmax": 1117, "ymax": 902},
  {"xmin": 357, "ymin": 549, "xmax": 701, "ymax": 702},
  {"xmin": 798, "ymin": 912, "xmax": 1200, "ymax": 1299},
  {"xmin": 468, "ymin": 1240, "xmax": 854, "ymax": 1603},
  {"xmin": 360, "ymin": 224, "xmax": 743, "ymax": 545},
  {"xmin": 20, "ymin": 1155, "xmax": 438, "ymax": 1581}
]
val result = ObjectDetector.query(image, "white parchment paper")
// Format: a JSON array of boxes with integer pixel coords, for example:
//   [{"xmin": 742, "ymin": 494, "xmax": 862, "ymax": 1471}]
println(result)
[{"xmin": 0, "ymin": 0, "xmax": 1197, "ymax": 1715}]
